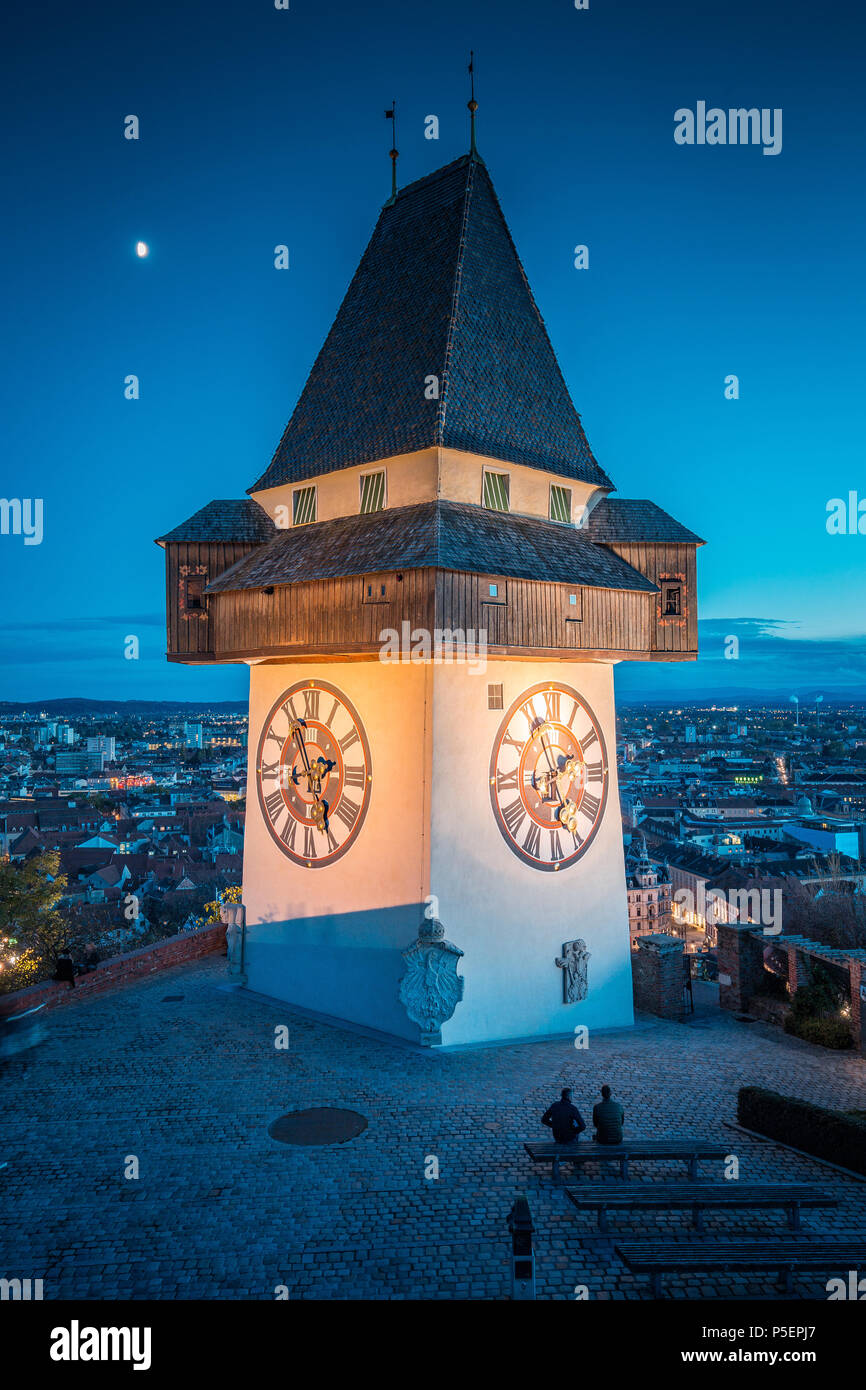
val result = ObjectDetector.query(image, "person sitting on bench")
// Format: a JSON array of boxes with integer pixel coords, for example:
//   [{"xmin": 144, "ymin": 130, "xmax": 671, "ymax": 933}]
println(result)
[
  {"xmin": 541, "ymin": 1087, "xmax": 586, "ymax": 1145},
  {"xmin": 53, "ymin": 956, "xmax": 76, "ymax": 989},
  {"xmin": 592, "ymin": 1084, "xmax": 624, "ymax": 1145}
]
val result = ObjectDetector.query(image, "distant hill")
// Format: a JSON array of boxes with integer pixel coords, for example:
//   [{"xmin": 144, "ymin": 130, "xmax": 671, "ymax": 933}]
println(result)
[{"xmin": 0, "ymin": 699, "xmax": 248, "ymax": 715}]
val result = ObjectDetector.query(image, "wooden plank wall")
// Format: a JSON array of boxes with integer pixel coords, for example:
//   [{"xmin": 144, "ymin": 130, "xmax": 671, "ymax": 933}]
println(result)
[
  {"xmin": 165, "ymin": 542, "xmax": 260, "ymax": 657},
  {"xmin": 212, "ymin": 569, "xmax": 435, "ymax": 656},
  {"xmin": 206, "ymin": 568, "xmax": 653, "ymax": 658},
  {"xmin": 605, "ymin": 543, "xmax": 698, "ymax": 652},
  {"xmin": 436, "ymin": 572, "xmax": 650, "ymax": 652}
]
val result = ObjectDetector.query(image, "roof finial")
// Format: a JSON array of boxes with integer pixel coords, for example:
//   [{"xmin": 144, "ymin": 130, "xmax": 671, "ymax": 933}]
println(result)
[
  {"xmin": 384, "ymin": 102, "xmax": 398, "ymax": 205},
  {"xmin": 468, "ymin": 51, "xmax": 479, "ymax": 158}
]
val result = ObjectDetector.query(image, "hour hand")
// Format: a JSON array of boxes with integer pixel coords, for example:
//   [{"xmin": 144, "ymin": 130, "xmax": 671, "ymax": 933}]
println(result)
[{"xmin": 293, "ymin": 755, "xmax": 334, "ymax": 797}]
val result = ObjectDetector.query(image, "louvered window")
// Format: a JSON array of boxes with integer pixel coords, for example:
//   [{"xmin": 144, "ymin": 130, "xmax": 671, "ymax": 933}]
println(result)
[
  {"xmin": 482, "ymin": 470, "xmax": 510, "ymax": 511},
  {"xmin": 360, "ymin": 470, "xmax": 386, "ymax": 514},
  {"xmin": 293, "ymin": 486, "xmax": 317, "ymax": 525},
  {"xmin": 550, "ymin": 485, "xmax": 572, "ymax": 523}
]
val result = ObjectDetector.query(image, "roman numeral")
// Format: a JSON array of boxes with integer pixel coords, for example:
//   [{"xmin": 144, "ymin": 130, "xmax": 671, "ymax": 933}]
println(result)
[
  {"xmin": 324, "ymin": 825, "xmax": 339, "ymax": 853},
  {"xmin": 549, "ymin": 830, "xmax": 564, "ymax": 861},
  {"xmin": 279, "ymin": 817, "xmax": 297, "ymax": 851},
  {"xmin": 282, "ymin": 698, "xmax": 298, "ymax": 722},
  {"xmin": 580, "ymin": 791, "xmax": 601, "ymax": 821},
  {"xmin": 344, "ymin": 766, "xmax": 366, "ymax": 788},
  {"xmin": 333, "ymin": 796, "xmax": 360, "ymax": 831},
  {"xmin": 303, "ymin": 687, "xmax": 320, "ymax": 720},
  {"xmin": 339, "ymin": 727, "xmax": 360, "ymax": 752},
  {"xmin": 260, "ymin": 760, "xmax": 279, "ymax": 779},
  {"xmin": 501, "ymin": 731, "xmax": 523, "ymax": 752},
  {"xmin": 265, "ymin": 729, "xmax": 283, "ymax": 746},
  {"xmin": 264, "ymin": 789, "xmax": 284, "ymax": 821},
  {"xmin": 325, "ymin": 697, "xmax": 339, "ymax": 728},
  {"xmin": 542, "ymin": 690, "xmax": 560, "ymax": 722},
  {"xmin": 586, "ymin": 761, "xmax": 604, "ymax": 783},
  {"xmin": 502, "ymin": 799, "xmax": 526, "ymax": 838},
  {"xmin": 523, "ymin": 822, "xmax": 542, "ymax": 860},
  {"xmin": 578, "ymin": 729, "xmax": 599, "ymax": 755},
  {"xmin": 566, "ymin": 700, "xmax": 579, "ymax": 730},
  {"xmin": 496, "ymin": 767, "xmax": 519, "ymax": 793},
  {"xmin": 303, "ymin": 725, "xmax": 317, "ymax": 743},
  {"xmin": 304, "ymin": 826, "xmax": 318, "ymax": 859}
]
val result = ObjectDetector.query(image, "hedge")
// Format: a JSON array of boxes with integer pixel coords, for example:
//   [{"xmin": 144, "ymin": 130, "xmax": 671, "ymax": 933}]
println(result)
[
  {"xmin": 783, "ymin": 1014, "xmax": 853, "ymax": 1049},
  {"xmin": 738, "ymin": 1086, "xmax": 866, "ymax": 1176}
]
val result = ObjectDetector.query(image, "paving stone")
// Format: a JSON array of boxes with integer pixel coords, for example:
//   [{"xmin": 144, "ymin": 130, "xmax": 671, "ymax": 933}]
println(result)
[{"xmin": 0, "ymin": 956, "xmax": 864, "ymax": 1298}]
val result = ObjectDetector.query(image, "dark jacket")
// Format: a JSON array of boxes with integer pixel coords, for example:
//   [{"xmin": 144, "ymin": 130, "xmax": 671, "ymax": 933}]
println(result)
[
  {"xmin": 542, "ymin": 1099, "xmax": 586, "ymax": 1144},
  {"xmin": 592, "ymin": 1098, "xmax": 625, "ymax": 1145}
]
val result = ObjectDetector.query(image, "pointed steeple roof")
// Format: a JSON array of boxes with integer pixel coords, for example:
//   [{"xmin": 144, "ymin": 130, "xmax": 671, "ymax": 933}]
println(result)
[{"xmin": 249, "ymin": 155, "xmax": 613, "ymax": 494}]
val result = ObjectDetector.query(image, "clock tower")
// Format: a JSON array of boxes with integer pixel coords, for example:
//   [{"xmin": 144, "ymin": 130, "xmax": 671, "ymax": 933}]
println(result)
[{"xmin": 157, "ymin": 145, "xmax": 703, "ymax": 1046}]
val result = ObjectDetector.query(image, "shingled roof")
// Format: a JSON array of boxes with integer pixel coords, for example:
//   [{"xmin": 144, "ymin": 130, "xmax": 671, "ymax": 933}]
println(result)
[
  {"xmin": 155, "ymin": 499, "xmax": 275, "ymax": 546},
  {"xmin": 204, "ymin": 500, "xmax": 658, "ymax": 595},
  {"xmin": 249, "ymin": 155, "xmax": 612, "ymax": 494},
  {"xmin": 587, "ymin": 498, "xmax": 704, "ymax": 545}
]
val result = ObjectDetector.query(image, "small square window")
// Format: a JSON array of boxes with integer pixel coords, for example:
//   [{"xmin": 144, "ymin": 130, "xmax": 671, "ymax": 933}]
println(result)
[
  {"xmin": 488, "ymin": 684, "xmax": 504, "ymax": 710},
  {"xmin": 362, "ymin": 574, "xmax": 390, "ymax": 604},
  {"xmin": 569, "ymin": 593, "xmax": 578, "ymax": 606},
  {"xmin": 293, "ymin": 486, "xmax": 317, "ymax": 525},
  {"xmin": 184, "ymin": 575, "xmax": 205, "ymax": 610},
  {"xmin": 550, "ymin": 484, "xmax": 572, "ymax": 523},
  {"xmin": 360, "ymin": 470, "xmax": 386, "ymax": 514},
  {"xmin": 661, "ymin": 582, "xmax": 682, "ymax": 616},
  {"xmin": 482, "ymin": 470, "xmax": 510, "ymax": 512},
  {"xmin": 489, "ymin": 583, "xmax": 498, "ymax": 598}
]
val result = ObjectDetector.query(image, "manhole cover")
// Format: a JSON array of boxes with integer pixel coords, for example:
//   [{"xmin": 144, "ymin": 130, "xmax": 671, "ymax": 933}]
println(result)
[{"xmin": 268, "ymin": 1108, "xmax": 367, "ymax": 1146}]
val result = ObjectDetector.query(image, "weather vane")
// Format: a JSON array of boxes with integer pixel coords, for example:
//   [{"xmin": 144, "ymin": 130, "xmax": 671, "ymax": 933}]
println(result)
[
  {"xmin": 384, "ymin": 101, "xmax": 398, "ymax": 204},
  {"xmin": 468, "ymin": 51, "xmax": 478, "ymax": 157}
]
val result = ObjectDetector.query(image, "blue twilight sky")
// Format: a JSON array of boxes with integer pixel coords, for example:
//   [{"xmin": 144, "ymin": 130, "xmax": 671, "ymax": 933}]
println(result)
[{"xmin": 1, "ymin": 0, "xmax": 864, "ymax": 704}]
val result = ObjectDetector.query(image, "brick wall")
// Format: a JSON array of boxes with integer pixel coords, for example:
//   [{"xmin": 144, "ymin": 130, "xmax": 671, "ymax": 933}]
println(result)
[
  {"xmin": 716, "ymin": 922, "xmax": 764, "ymax": 1013},
  {"xmin": 716, "ymin": 924, "xmax": 866, "ymax": 1052},
  {"xmin": 631, "ymin": 934, "xmax": 684, "ymax": 1019},
  {"xmin": 0, "ymin": 924, "xmax": 225, "ymax": 1018}
]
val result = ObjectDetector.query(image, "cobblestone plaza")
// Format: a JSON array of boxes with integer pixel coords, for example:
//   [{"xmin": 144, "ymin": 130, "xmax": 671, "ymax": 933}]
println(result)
[{"xmin": 2, "ymin": 958, "xmax": 865, "ymax": 1300}]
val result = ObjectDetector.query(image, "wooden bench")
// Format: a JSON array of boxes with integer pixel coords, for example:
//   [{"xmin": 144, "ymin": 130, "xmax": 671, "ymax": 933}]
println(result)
[
  {"xmin": 564, "ymin": 1181, "xmax": 836, "ymax": 1233},
  {"xmin": 616, "ymin": 1239, "xmax": 866, "ymax": 1296},
  {"xmin": 523, "ymin": 1139, "xmax": 730, "ymax": 1185}
]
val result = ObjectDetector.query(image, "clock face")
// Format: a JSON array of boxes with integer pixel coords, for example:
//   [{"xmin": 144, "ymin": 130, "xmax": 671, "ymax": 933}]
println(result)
[
  {"xmin": 489, "ymin": 682, "xmax": 608, "ymax": 872},
  {"xmin": 255, "ymin": 680, "xmax": 372, "ymax": 868}
]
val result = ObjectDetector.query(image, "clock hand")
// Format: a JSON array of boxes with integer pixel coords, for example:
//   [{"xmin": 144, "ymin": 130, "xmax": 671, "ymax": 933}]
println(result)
[
  {"xmin": 534, "ymin": 721, "xmax": 558, "ymax": 776},
  {"xmin": 533, "ymin": 724, "xmax": 570, "ymax": 814},
  {"xmin": 289, "ymin": 720, "xmax": 330, "ymax": 832},
  {"xmin": 289, "ymin": 718, "xmax": 313, "ymax": 774}
]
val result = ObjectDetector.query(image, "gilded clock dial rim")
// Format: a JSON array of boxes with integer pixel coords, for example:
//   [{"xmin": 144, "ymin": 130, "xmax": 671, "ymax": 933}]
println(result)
[
  {"xmin": 256, "ymin": 679, "xmax": 372, "ymax": 868},
  {"xmin": 488, "ymin": 681, "xmax": 608, "ymax": 872}
]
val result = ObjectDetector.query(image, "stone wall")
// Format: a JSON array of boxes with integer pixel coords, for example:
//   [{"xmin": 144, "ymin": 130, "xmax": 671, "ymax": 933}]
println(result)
[
  {"xmin": 631, "ymin": 934, "xmax": 684, "ymax": 1019},
  {"xmin": 0, "ymin": 924, "xmax": 225, "ymax": 1018}
]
